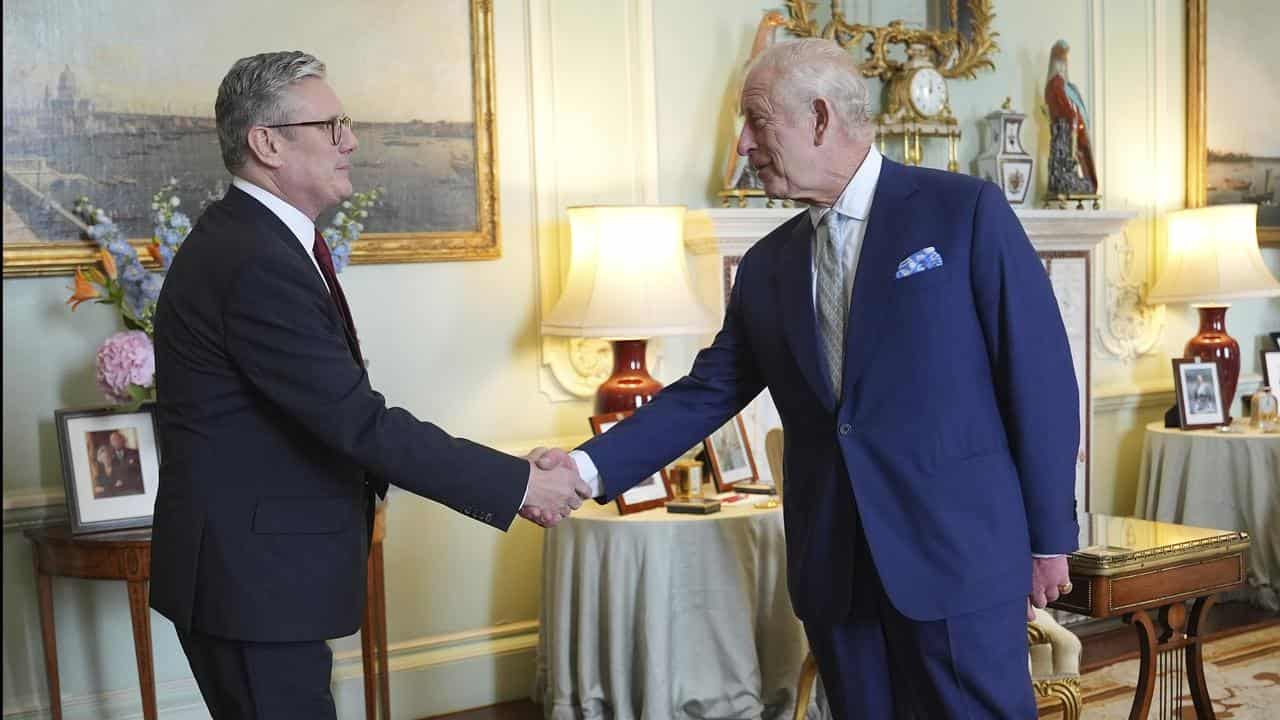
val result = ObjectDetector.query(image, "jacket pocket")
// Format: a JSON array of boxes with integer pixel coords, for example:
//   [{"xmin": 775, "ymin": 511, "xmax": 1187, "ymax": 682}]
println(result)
[
  {"xmin": 252, "ymin": 496, "xmax": 354, "ymax": 535},
  {"xmin": 892, "ymin": 266, "xmax": 952, "ymax": 295}
]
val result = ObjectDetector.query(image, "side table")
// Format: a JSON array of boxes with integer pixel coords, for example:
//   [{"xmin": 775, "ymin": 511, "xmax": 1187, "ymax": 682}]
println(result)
[
  {"xmin": 1050, "ymin": 513, "xmax": 1250, "ymax": 720},
  {"xmin": 1134, "ymin": 420, "xmax": 1280, "ymax": 610},
  {"xmin": 23, "ymin": 525, "xmax": 157, "ymax": 720},
  {"xmin": 26, "ymin": 510, "xmax": 391, "ymax": 720}
]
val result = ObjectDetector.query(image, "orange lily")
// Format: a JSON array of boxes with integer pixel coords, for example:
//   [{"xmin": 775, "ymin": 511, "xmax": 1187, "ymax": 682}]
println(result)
[
  {"xmin": 66, "ymin": 268, "xmax": 101, "ymax": 310},
  {"xmin": 147, "ymin": 243, "xmax": 164, "ymax": 265},
  {"xmin": 98, "ymin": 248, "xmax": 117, "ymax": 279}
]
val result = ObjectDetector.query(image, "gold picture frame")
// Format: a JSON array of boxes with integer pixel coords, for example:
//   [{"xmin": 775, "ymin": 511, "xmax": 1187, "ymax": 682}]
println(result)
[
  {"xmin": 1185, "ymin": 0, "xmax": 1279, "ymax": 247},
  {"xmin": 2, "ymin": 0, "xmax": 500, "ymax": 277}
]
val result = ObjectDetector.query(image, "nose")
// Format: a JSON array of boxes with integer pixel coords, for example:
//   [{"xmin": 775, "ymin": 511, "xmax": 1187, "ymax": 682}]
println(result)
[
  {"xmin": 343, "ymin": 124, "xmax": 359, "ymax": 153},
  {"xmin": 736, "ymin": 122, "xmax": 755, "ymax": 157}
]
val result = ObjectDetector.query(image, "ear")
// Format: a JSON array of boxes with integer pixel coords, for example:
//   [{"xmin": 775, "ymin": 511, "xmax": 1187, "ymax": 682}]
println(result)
[
  {"xmin": 812, "ymin": 97, "xmax": 831, "ymax": 146},
  {"xmin": 246, "ymin": 126, "xmax": 286, "ymax": 169}
]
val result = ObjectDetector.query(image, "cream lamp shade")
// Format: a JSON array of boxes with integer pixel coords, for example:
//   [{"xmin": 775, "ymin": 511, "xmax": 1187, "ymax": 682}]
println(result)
[
  {"xmin": 1147, "ymin": 204, "xmax": 1280, "ymax": 304},
  {"xmin": 541, "ymin": 205, "xmax": 717, "ymax": 339}
]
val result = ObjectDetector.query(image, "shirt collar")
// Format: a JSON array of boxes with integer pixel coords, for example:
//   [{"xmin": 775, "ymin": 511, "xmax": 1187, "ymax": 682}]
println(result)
[
  {"xmin": 808, "ymin": 145, "xmax": 883, "ymax": 229},
  {"xmin": 231, "ymin": 176, "xmax": 316, "ymax": 250}
]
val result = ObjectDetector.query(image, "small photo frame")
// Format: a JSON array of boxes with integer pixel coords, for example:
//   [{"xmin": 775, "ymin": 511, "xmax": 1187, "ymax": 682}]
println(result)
[
  {"xmin": 704, "ymin": 415, "xmax": 760, "ymax": 492},
  {"xmin": 55, "ymin": 404, "xmax": 162, "ymax": 534},
  {"xmin": 588, "ymin": 410, "xmax": 673, "ymax": 515},
  {"xmin": 1171, "ymin": 359, "xmax": 1226, "ymax": 430},
  {"xmin": 1263, "ymin": 350, "xmax": 1280, "ymax": 394}
]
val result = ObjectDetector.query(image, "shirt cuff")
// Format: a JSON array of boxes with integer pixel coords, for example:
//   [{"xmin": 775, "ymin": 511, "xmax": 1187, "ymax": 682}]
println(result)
[
  {"xmin": 569, "ymin": 450, "xmax": 604, "ymax": 498},
  {"xmin": 1031, "ymin": 553, "xmax": 1066, "ymax": 558}
]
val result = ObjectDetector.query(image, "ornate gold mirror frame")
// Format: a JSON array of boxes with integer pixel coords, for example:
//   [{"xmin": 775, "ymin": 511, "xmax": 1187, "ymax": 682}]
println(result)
[
  {"xmin": 782, "ymin": 0, "xmax": 999, "ymax": 80},
  {"xmin": 1185, "ymin": 0, "xmax": 1278, "ymax": 246},
  {"xmin": 2, "ymin": 0, "xmax": 499, "ymax": 277}
]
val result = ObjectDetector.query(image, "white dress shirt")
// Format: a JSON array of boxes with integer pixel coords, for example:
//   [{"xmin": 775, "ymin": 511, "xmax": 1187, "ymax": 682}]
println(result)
[{"xmin": 231, "ymin": 177, "xmax": 326, "ymax": 283}]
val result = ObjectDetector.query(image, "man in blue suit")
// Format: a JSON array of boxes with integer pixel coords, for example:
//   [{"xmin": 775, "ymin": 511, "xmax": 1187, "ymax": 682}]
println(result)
[{"xmin": 543, "ymin": 39, "xmax": 1079, "ymax": 717}]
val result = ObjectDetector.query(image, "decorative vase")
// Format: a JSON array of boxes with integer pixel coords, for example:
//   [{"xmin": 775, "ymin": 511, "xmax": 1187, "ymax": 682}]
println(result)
[{"xmin": 975, "ymin": 99, "xmax": 1034, "ymax": 206}]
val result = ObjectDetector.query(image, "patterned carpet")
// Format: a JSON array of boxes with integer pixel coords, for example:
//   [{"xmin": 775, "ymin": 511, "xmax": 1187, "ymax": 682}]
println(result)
[{"xmin": 1080, "ymin": 623, "xmax": 1280, "ymax": 718}]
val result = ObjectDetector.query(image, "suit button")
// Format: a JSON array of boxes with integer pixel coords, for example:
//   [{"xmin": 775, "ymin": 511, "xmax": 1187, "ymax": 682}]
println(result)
[{"xmin": 839, "ymin": 423, "xmax": 852, "ymax": 436}]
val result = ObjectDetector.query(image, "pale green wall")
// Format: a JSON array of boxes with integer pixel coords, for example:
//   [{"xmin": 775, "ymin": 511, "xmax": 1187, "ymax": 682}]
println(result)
[{"xmin": 4, "ymin": 1, "xmax": 1278, "ymax": 718}]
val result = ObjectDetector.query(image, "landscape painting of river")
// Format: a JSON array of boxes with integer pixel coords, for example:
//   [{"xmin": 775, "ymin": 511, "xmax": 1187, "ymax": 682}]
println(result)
[{"xmin": 2, "ymin": 0, "xmax": 499, "ymax": 271}]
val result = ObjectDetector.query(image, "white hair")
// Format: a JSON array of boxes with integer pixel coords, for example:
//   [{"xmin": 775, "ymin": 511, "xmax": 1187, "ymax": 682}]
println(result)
[
  {"xmin": 215, "ymin": 51, "xmax": 327, "ymax": 172},
  {"xmin": 746, "ymin": 38, "xmax": 873, "ymax": 141}
]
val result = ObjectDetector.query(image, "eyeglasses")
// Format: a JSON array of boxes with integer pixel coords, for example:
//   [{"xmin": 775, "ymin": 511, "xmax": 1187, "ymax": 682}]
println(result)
[{"xmin": 264, "ymin": 114, "xmax": 352, "ymax": 146}]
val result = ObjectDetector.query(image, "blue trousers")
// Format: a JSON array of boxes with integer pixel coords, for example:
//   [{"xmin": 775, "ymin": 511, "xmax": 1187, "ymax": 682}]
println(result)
[{"xmin": 804, "ymin": 518, "xmax": 1036, "ymax": 719}]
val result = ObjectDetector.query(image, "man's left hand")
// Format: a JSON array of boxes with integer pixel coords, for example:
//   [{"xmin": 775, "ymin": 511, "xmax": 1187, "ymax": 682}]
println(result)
[{"xmin": 1027, "ymin": 555, "xmax": 1071, "ymax": 621}]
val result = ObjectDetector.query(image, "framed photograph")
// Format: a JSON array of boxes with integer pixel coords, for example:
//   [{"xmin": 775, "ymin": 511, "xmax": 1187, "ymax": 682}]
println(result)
[
  {"xmin": 704, "ymin": 415, "xmax": 760, "ymax": 492},
  {"xmin": 588, "ymin": 410, "xmax": 672, "ymax": 515},
  {"xmin": 1171, "ymin": 359, "xmax": 1226, "ymax": 429},
  {"xmin": 1185, "ymin": 0, "xmax": 1279, "ymax": 247},
  {"xmin": 55, "ymin": 404, "xmax": 161, "ymax": 534},
  {"xmin": 2, "ymin": 0, "xmax": 499, "ymax": 277},
  {"xmin": 1264, "ymin": 351, "xmax": 1280, "ymax": 391}
]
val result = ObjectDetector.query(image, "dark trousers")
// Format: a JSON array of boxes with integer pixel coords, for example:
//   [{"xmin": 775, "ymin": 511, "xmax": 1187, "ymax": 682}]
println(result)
[
  {"xmin": 804, "ymin": 517, "xmax": 1036, "ymax": 719},
  {"xmin": 178, "ymin": 627, "xmax": 337, "ymax": 720}
]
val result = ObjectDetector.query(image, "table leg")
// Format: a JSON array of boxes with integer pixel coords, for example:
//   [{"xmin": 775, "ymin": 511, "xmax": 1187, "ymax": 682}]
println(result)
[
  {"xmin": 372, "ymin": 541, "xmax": 390, "ymax": 720},
  {"xmin": 1124, "ymin": 608, "xmax": 1158, "ymax": 720},
  {"xmin": 361, "ymin": 559, "xmax": 377, "ymax": 720},
  {"xmin": 126, "ymin": 580, "xmax": 157, "ymax": 720},
  {"xmin": 1186, "ymin": 595, "xmax": 1219, "ymax": 719},
  {"xmin": 32, "ymin": 552, "xmax": 62, "ymax": 720}
]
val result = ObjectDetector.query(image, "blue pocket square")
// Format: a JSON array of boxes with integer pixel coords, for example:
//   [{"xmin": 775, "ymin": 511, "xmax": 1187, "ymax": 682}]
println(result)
[{"xmin": 895, "ymin": 247, "xmax": 943, "ymax": 279}]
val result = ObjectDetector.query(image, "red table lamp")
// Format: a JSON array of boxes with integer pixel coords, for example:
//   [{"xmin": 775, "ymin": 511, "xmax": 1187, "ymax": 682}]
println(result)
[
  {"xmin": 1147, "ymin": 205, "xmax": 1280, "ymax": 422},
  {"xmin": 541, "ymin": 205, "xmax": 717, "ymax": 413}
]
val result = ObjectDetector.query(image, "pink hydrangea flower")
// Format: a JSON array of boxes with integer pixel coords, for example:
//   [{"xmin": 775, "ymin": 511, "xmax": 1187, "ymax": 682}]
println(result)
[{"xmin": 96, "ymin": 330, "xmax": 155, "ymax": 403}]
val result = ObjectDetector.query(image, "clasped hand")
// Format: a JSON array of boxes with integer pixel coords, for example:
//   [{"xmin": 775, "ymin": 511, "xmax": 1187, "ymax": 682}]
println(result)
[{"xmin": 519, "ymin": 447, "xmax": 589, "ymax": 528}]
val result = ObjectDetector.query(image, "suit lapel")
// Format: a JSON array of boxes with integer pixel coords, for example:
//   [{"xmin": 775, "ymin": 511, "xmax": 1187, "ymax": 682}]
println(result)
[
  {"xmin": 775, "ymin": 215, "xmax": 835, "ymax": 413},
  {"xmin": 224, "ymin": 187, "xmax": 363, "ymax": 365},
  {"xmin": 840, "ymin": 159, "xmax": 917, "ymax": 404}
]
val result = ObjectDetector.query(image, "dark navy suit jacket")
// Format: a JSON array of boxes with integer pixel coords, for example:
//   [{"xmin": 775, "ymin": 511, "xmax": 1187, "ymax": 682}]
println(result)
[
  {"xmin": 581, "ymin": 159, "xmax": 1080, "ymax": 623},
  {"xmin": 150, "ymin": 186, "xmax": 528, "ymax": 642}
]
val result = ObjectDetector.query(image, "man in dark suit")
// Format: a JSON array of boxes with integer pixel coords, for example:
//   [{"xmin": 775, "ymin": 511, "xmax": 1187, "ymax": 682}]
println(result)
[
  {"xmin": 541, "ymin": 39, "xmax": 1079, "ymax": 717},
  {"xmin": 100, "ymin": 431, "xmax": 144, "ymax": 494},
  {"xmin": 150, "ymin": 51, "xmax": 589, "ymax": 719}
]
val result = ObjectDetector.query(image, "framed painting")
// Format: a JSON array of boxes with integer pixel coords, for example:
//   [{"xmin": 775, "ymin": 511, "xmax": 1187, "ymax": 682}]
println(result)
[
  {"xmin": 1186, "ymin": 0, "xmax": 1279, "ymax": 247},
  {"xmin": 2, "ymin": 0, "xmax": 499, "ymax": 277}
]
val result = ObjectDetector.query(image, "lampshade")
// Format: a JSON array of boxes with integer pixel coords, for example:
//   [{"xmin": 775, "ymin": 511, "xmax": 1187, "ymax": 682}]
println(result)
[
  {"xmin": 1147, "ymin": 205, "xmax": 1280, "ymax": 304},
  {"xmin": 541, "ymin": 205, "xmax": 718, "ymax": 339}
]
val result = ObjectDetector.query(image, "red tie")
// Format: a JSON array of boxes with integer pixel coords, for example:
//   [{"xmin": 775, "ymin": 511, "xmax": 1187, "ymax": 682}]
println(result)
[{"xmin": 312, "ymin": 230, "xmax": 363, "ymax": 366}]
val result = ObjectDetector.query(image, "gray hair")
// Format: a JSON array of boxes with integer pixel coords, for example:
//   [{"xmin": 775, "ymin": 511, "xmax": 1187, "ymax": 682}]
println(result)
[
  {"xmin": 215, "ymin": 51, "xmax": 327, "ymax": 172},
  {"xmin": 747, "ymin": 39, "xmax": 873, "ymax": 141}
]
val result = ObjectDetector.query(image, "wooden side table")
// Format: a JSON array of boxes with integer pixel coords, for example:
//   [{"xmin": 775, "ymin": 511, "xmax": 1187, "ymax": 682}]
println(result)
[
  {"xmin": 23, "ymin": 525, "xmax": 157, "ymax": 720},
  {"xmin": 360, "ymin": 502, "xmax": 390, "ymax": 720},
  {"xmin": 1050, "ymin": 513, "xmax": 1250, "ymax": 720},
  {"xmin": 26, "ymin": 510, "xmax": 391, "ymax": 720}
]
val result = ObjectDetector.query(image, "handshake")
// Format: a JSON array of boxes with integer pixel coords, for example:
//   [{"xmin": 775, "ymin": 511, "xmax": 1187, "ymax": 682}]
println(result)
[{"xmin": 519, "ymin": 447, "xmax": 591, "ymax": 528}]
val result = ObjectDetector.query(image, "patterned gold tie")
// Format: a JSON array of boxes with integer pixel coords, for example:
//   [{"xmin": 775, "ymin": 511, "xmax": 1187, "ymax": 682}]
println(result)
[{"xmin": 815, "ymin": 210, "xmax": 846, "ymax": 401}]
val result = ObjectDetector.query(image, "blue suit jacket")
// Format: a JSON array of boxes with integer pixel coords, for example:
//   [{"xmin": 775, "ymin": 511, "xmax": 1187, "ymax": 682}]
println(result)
[{"xmin": 580, "ymin": 159, "xmax": 1080, "ymax": 623}]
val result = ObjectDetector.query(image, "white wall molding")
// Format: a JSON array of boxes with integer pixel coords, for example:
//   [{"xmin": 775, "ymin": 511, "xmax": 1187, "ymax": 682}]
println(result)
[
  {"xmin": 2, "ymin": 622, "xmax": 541, "ymax": 720},
  {"xmin": 532, "ymin": 0, "xmax": 665, "ymax": 402},
  {"xmin": 2, "ymin": 488, "xmax": 66, "ymax": 531},
  {"xmin": 330, "ymin": 620, "xmax": 539, "ymax": 681}
]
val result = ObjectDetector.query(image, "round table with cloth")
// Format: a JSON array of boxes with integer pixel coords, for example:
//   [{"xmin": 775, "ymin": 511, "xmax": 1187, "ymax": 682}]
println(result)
[
  {"xmin": 1134, "ymin": 420, "xmax": 1280, "ymax": 611},
  {"xmin": 535, "ymin": 497, "xmax": 820, "ymax": 719}
]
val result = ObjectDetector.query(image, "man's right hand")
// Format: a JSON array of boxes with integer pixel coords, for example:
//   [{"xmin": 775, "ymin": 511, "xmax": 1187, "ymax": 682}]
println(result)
[{"xmin": 520, "ymin": 447, "xmax": 590, "ymax": 528}]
